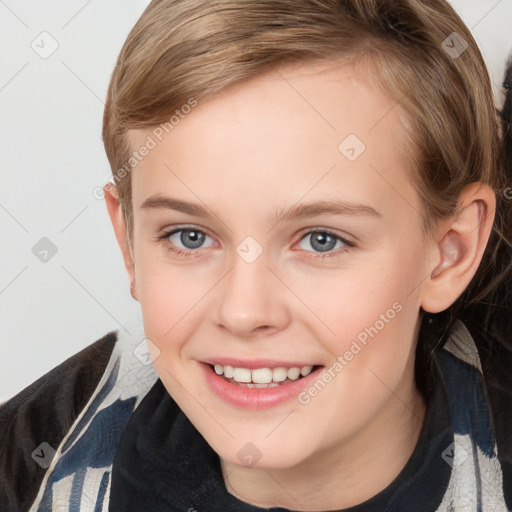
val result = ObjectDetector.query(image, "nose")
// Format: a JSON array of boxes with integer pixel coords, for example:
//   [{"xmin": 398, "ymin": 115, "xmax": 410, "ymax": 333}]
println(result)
[{"xmin": 215, "ymin": 249, "xmax": 290, "ymax": 338}]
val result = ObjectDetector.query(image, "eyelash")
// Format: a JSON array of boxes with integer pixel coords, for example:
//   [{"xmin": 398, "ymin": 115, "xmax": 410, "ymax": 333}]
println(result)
[{"xmin": 156, "ymin": 226, "xmax": 355, "ymax": 260}]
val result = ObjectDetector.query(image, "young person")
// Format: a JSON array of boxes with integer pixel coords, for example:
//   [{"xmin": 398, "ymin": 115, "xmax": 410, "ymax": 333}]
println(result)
[{"xmin": 2, "ymin": 1, "xmax": 511, "ymax": 510}]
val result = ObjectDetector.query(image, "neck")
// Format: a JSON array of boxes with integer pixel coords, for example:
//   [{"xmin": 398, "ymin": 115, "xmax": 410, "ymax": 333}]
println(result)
[{"xmin": 220, "ymin": 378, "xmax": 427, "ymax": 511}]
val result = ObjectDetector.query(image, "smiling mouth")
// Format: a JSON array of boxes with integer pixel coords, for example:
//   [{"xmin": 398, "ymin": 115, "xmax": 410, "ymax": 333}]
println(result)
[{"xmin": 207, "ymin": 363, "xmax": 324, "ymax": 388}]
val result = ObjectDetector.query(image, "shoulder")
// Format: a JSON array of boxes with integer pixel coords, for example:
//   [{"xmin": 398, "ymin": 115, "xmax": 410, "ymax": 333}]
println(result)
[
  {"xmin": 481, "ymin": 337, "xmax": 512, "ymax": 507},
  {"xmin": 462, "ymin": 320, "xmax": 512, "ymax": 507},
  {"xmin": 0, "ymin": 331, "xmax": 118, "ymax": 512}
]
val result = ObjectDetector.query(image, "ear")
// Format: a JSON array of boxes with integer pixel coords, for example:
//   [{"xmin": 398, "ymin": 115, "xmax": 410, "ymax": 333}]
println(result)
[
  {"xmin": 420, "ymin": 182, "xmax": 496, "ymax": 313},
  {"xmin": 103, "ymin": 183, "xmax": 138, "ymax": 302}
]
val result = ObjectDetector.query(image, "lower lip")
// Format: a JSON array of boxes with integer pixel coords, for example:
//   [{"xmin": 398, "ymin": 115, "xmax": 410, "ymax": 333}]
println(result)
[{"xmin": 199, "ymin": 362, "xmax": 323, "ymax": 410}]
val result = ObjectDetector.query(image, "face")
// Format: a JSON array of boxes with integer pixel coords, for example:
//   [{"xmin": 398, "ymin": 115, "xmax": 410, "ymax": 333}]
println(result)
[{"xmin": 124, "ymin": 60, "xmax": 437, "ymax": 470}]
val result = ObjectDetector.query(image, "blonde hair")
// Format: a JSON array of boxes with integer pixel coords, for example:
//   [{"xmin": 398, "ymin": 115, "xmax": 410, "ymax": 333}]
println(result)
[{"xmin": 102, "ymin": 0, "xmax": 512, "ymax": 397}]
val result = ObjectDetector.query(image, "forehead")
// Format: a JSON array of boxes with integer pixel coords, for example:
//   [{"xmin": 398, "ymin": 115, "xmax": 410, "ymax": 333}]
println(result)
[{"xmin": 128, "ymin": 59, "xmax": 419, "ymax": 222}]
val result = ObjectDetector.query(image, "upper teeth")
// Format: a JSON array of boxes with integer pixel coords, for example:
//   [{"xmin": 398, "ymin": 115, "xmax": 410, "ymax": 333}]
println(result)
[{"xmin": 213, "ymin": 364, "xmax": 314, "ymax": 384}]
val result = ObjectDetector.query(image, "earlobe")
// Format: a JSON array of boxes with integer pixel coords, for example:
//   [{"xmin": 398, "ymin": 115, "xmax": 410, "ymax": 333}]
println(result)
[
  {"xmin": 421, "ymin": 183, "xmax": 495, "ymax": 314},
  {"xmin": 103, "ymin": 183, "xmax": 138, "ymax": 302}
]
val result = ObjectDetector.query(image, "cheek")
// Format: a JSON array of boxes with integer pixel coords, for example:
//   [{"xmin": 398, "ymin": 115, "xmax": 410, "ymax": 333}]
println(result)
[
  {"xmin": 322, "ymin": 296, "xmax": 419, "ymax": 433},
  {"xmin": 136, "ymin": 266, "xmax": 204, "ymax": 401},
  {"xmin": 134, "ymin": 253, "xmax": 202, "ymax": 350},
  {"xmin": 323, "ymin": 249, "xmax": 424, "ymax": 400},
  {"xmin": 291, "ymin": 245, "xmax": 424, "ymax": 391},
  {"xmin": 292, "ymin": 248, "xmax": 421, "ymax": 341}
]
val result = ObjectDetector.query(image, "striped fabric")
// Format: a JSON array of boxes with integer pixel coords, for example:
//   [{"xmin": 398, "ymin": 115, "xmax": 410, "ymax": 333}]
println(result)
[{"xmin": 27, "ymin": 320, "xmax": 509, "ymax": 511}]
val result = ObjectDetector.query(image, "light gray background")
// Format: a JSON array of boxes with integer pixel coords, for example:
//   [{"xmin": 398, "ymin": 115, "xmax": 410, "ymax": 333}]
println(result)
[{"xmin": 1, "ymin": 0, "xmax": 511, "ymax": 403}]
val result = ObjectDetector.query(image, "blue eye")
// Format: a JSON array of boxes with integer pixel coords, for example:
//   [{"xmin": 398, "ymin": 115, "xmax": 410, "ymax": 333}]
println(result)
[
  {"xmin": 158, "ymin": 227, "xmax": 215, "ymax": 257},
  {"xmin": 157, "ymin": 226, "xmax": 354, "ymax": 260},
  {"xmin": 169, "ymin": 228, "xmax": 210, "ymax": 249},
  {"xmin": 297, "ymin": 229, "xmax": 354, "ymax": 258}
]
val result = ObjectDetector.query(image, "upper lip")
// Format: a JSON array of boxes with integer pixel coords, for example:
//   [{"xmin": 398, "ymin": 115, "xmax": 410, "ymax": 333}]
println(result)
[{"xmin": 201, "ymin": 358, "xmax": 322, "ymax": 369}]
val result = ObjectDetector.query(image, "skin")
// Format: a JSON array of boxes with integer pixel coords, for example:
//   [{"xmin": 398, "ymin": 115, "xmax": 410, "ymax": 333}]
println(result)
[{"xmin": 105, "ymin": 59, "xmax": 495, "ymax": 510}]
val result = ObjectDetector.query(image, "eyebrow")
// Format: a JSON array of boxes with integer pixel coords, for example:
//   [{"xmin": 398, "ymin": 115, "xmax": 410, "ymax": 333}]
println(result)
[{"xmin": 140, "ymin": 194, "xmax": 381, "ymax": 223}]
